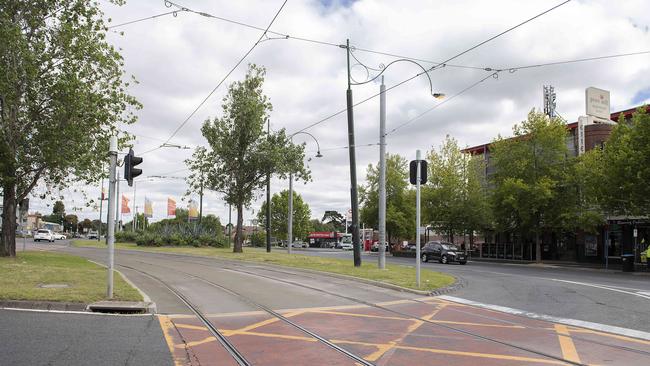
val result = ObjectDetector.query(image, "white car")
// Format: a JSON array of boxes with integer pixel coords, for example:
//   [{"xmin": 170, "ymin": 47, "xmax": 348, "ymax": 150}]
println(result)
[
  {"xmin": 53, "ymin": 233, "xmax": 67, "ymax": 240},
  {"xmin": 34, "ymin": 229, "xmax": 55, "ymax": 242},
  {"xmin": 291, "ymin": 241, "xmax": 308, "ymax": 248},
  {"xmin": 340, "ymin": 243, "xmax": 353, "ymax": 250}
]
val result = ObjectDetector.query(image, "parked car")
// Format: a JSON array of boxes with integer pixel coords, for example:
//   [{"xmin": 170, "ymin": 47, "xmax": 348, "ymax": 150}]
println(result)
[
  {"xmin": 371, "ymin": 241, "xmax": 389, "ymax": 252},
  {"xmin": 291, "ymin": 241, "xmax": 308, "ymax": 248},
  {"xmin": 87, "ymin": 230, "xmax": 99, "ymax": 240},
  {"xmin": 34, "ymin": 229, "xmax": 55, "ymax": 242},
  {"xmin": 340, "ymin": 243, "xmax": 353, "ymax": 250},
  {"xmin": 53, "ymin": 233, "xmax": 67, "ymax": 240},
  {"xmin": 421, "ymin": 241, "xmax": 467, "ymax": 264}
]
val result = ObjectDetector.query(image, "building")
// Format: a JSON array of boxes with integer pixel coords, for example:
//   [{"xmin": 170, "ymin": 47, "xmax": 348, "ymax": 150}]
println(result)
[{"xmin": 462, "ymin": 104, "xmax": 650, "ymax": 266}]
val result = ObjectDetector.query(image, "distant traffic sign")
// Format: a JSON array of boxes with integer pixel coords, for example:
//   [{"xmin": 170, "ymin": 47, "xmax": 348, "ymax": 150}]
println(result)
[{"xmin": 409, "ymin": 160, "xmax": 427, "ymax": 185}]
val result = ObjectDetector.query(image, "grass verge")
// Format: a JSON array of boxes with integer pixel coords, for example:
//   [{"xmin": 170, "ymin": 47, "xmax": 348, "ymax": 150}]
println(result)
[
  {"xmin": 72, "ymin": 240, "xmax": 455, "ymax": 291},
  {"xmin": 0, "ymin": 251, "xmax": 143, "ymax": 303}
]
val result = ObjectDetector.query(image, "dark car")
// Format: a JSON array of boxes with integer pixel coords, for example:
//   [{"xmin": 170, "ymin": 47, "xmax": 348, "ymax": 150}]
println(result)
[{"xmin": 421, "ymin": 241, "xmax": 467, "ymax": 264}]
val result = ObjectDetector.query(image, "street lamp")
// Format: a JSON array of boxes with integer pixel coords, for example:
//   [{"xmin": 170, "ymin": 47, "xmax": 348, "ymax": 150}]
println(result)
[{"xmin": 287, "ymin": 131, "xmax": 322, "ymax": 254}]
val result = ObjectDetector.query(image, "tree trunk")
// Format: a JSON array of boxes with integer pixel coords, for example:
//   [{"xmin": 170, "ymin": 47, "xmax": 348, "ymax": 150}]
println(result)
[
  {"xmin": 233, "ymin": 202, "xmax": 244, "ymax": 253},
  {"xmin": 535, "ymin": 231, "xmax": 542, "ymax": 263},
  {"xmin": 1, "ymin": 181, "xmax": 17, "ymax": 257}
]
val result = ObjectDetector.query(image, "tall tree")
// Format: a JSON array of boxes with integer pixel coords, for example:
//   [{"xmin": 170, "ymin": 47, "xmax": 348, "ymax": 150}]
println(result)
[
  {"xmin": 360, "ymin": 154, "xmax": 413, "ymax": 244},
  {"xmin": 490, "ymin": 110, "xmax": 573, "ymax": 262},
  {"xmin": 257, "ymin": 190, "xmax": 312, "ymax": 241},
  {"xmin": 596, "ymin": 108, "xmax": 650, "ymax": 216},
  {"xmin": 0, "ymin": 1, "xmax": 140, "ymax": 256},
  {"xmin": 64, "ymin": 214, "xmax": 78, "ymax": 233},
  {"xmin": 185, "ymin": 65, "xmax": 308, "ymax": 252},
  {"xmin": 322, "ymin": 210, "xmax": 345, "ymax": 232},
  {"xmin": 423, "ymin": 136, "xmax": 490, "ymax": 244}
]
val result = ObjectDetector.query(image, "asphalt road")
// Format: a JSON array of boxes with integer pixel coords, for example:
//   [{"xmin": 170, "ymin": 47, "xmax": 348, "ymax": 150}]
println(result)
[
  {"xmin": 296, "ymin": 248, "xmax": 650, "ymax": 332},
  {"xmin": 0, "ymin": 310, "xmax": 172, "ymax": 366}
]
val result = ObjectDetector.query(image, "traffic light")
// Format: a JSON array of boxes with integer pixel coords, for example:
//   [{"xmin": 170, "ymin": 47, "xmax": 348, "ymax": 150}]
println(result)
[{"xmin": 124, "ymin": 148, "xmax": 143, "ymax": 187}]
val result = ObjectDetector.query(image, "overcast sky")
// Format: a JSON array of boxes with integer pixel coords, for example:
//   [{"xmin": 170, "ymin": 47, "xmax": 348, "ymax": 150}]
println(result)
[{"xmin": 29, "ymin": 0, "xmax": 650, "ymax": 226}]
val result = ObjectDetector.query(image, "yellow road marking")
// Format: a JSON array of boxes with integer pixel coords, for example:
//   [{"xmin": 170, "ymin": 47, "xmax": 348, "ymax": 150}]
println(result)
[
  {"xmin": 177, "ymin": 336, "xmax": 216, "ymax": 348},
  {"xmin": 568, "ymin": 327, "xmax": 650, "ymax": 345},
  {"xmin": 312, "ymin": 310, "xmax": 413, "ymax": 321},
  {"xmin": 554, "ymin": 324, "xmax": 582, "ymax": 364},
  {"xmin": 221, "ymin": 310, "xmax": 304, "ymax": 336},
  {"xmin": 157, "ymin": 315, "xmax": 186, "ymax": 366},
  {"xmin": 431, "ymin": 320, "xmax": 525, "ymax": 329}
]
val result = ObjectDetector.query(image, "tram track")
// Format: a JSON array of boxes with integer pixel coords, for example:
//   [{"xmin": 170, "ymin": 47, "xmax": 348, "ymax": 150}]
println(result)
[{"xmin": 119, "ymin": 262, "xmax": 376, "ymax": 366}]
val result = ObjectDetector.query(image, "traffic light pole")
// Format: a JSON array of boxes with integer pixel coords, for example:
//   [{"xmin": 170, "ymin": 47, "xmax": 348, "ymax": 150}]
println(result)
[
  {"xmin": 378, "ymin": 76, "xmax": 387, "ymax": 270},
  {"xmin": 107, "ymin": 136, "xmax": 117, "ymax": 299},
  {"xmin": 415, "ymin": 149, "xmax": 422, "ymax": 288},
  {"xmin": 345, "ymin": 39, "xmax": 362, "ymax": 267}
]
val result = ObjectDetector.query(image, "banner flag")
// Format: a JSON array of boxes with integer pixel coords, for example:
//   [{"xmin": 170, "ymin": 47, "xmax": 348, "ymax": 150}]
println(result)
[
  {"xmin": 167, "ymin": 197, "xmax": 176, "ymax": 217},
  {"xmin": 144, "ymin": 197, "xmax": 153, "ymax": 218},
  {"xmin": 101, "ymin": 187, "xmax": 106, "ymax": 201},
  {"xmin": 188, "ymin": 199, "xmax": 199, "ymax": 219},
  {"xmin": 121, "ymin": 195, "xmax": 131, "ymax": 214}
]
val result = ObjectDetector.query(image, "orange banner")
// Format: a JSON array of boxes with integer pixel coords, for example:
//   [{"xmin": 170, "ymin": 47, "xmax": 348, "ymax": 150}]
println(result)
[
  {"xmin": 121, "ymin": 195, "xmax": 130, "ymax": 214},
  {"xmin": 167, "ymin": 197, "xmax": 176, "ymax": 216}
]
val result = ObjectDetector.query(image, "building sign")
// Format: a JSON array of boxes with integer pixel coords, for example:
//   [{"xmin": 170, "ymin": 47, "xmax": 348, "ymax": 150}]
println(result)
[
  {"xmin": 577, "ymin": 116, "xmax": 590, "ymax": 155},
  {"xmin": 585, "ymin": 87, "xmax": 610, "ymax": 120},
  {"xmin": 585, "ymin": 234, "xmax": 597, "ymax": 256},
  {"xmin": 308, "ymin": 231, "xmax": 336, "ymax": 239}
]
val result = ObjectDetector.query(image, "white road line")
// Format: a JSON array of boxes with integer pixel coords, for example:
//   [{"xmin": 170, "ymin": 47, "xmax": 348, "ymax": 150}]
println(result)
[
  {"xmin": 548, "ymin": 279, "xmax": 650, "ymax": 300},
  {"xmin": 0, "ymin": 307, "xmax": 153, "ymax": 316},
  {"xmin": 438, "ymin": 295, "xmax": 650, "ymax": 341}
]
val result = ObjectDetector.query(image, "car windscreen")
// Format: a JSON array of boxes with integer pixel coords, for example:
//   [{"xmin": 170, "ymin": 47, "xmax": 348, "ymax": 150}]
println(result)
[
  {"xmin": 37, "ymin": 230, "xmax": 49, "ymax": 233},
  {"xmin": 441, "ymin": 244, "xmax": 459, "ymax": 251}
]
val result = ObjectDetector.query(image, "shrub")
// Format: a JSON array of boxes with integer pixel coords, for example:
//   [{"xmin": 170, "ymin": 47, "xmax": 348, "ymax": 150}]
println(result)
[{"xmin": 115, "ymin": 231, "xmax": 138, "ymax": 243}]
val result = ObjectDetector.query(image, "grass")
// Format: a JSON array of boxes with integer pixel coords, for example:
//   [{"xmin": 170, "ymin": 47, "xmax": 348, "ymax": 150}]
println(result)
[
  {"xmin": 0, "ymin": 251, "xmax": 143, "ymax": 303},
  {"xmin": 72, "ymin": 239, "xmax": 455, "ymax": 291}
]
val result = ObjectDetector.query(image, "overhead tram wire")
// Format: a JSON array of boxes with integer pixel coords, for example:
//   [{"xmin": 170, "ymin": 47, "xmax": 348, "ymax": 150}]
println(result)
[
  {"xmin": 291, "ymin": 0, "xmax": 572, "ymax": 135},
  {"xmin": 141, "ymin": 0, "xmax": 289, "ymax": 156},
  {"xmin": 107, "ymin": 9, "xmax": 187, "ymax": 30},
  {"xmin": 386, "ymin": 49, "xmax": 650, "ymax": 136}
]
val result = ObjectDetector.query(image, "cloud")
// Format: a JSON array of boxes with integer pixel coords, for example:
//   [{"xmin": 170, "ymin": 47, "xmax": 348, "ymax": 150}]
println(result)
[{"xmin": 33, "ymin": 0, "xmax": 650, "ymax": 227}]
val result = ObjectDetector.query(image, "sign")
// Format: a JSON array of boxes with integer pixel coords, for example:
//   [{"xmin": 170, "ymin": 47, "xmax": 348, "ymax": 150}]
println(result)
[
  {"xmin": 409, "ymin": 160, "xmax": 428, "ymax": 185},
  {"xmin": 584, "ymin": 234, "xmax": 597, "ymax": 256},
  {"xmin": 144, "ymin": 197, "xmax": 153, "ymax": 218},
  {"xmin": 121, "ymin": 195, "xmax": 131, "ymax": 214},
  {"xmin": 586, "ymin": 87, "xmax": 610, "ymax": 120},
  {"xmin": 577, "ymin": 116, "xmax": 589, "ymax": 155},
  {"xmin": 309, "ymin": 231, "xmax": 335, "ymax": 239},
  {"xmin": 634, "ymin": 228, "xmax": 638, "ymax": 238},
  {"xmin": 167, "ymin": 197, "xmax": 176, "ymax": 216}
]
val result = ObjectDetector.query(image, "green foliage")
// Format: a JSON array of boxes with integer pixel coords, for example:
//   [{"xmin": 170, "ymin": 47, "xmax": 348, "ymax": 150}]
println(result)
[
  {"xmin": 597, "ymin": 107, "xmax": 650, "ymax": 216},
  {"xmin": 184, "ymin": 64, "xmax": 309, "ymax": 253},
  {"xmin": 321, "ymin": 211, "xmax": 344, "ymax": 232},
  {"xmin": 360, "ymin": 154, "xmax": 413, "ymax": 243},
  {"xmin": 423, "ymin": 136, "xmax": 491, "ymax": 241},
  {"xmin": 257, "ymin": 190, "xmax": 312, "ymax": 241},
  {"xmin": 249, "ymin": 231, "xmax": 266, "ymax": 247},
  {"xmin": 0, "ymin": 0, "xmax": 140, "ymax": 256},
  {"xmin": 310, "ymin": 218, "xmax": 338, "ymax": 233}
]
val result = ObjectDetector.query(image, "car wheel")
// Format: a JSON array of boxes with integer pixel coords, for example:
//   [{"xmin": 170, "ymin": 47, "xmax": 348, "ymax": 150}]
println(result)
[
  {"xmin": 421, "ymin": 254, "xmax": 428, "ymax": 263},
  {"xmin": 441, "ymin": 255, "xmax": 448, "ymax": 264},
  {"xmin": 460, "ymin": 261, "xmax": 467, "ymax": 265}
]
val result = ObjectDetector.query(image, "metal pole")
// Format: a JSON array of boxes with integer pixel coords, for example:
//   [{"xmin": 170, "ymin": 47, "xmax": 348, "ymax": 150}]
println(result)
[
  {"xmin": 416, "ymin": 149, "xmax": 422, "ymax": 288},
  {"xmin": 98, "ymin": 177, "xmax": 104, "ymax": 241},
  {"xmin": 288, "ymin": 172, "xmax": 293, "ymax": 255},
  {"xmin": 378, "ymin": 76, "xmax": 387, "ymax": 270},
  {"xmin": 345, "ymin": 38, "xmax": 361, "ymax": 267},
  {"xmin": 199, "ymin": 181, "xmax": 203, "ymax": 225},
  {"xmin": 133, "ymin": 181, "xmax": 137, "ymax": 231},
  {"xmin": 115, "ymin": 171, "xmax": 120, "ymax": 232},
  {"xmin": 228, "ymin": 203, "xmax": 232, "ymax": 248},
  {"xmin": 266, "ymin": 118, "xmax": 272, "ymax": 253},
  {"xmin": 107, "ymin": 136, "xmax": 117, "ymax": 298}
]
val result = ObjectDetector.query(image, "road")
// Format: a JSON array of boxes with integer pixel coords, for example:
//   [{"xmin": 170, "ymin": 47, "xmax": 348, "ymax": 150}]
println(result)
[
  {"xmin": 296, "ymin": 248, "xmax": 650, "ymax": 332},
  {"xmin": 5, "ymin": 240, "xmax": 650, "ymax": 365}
]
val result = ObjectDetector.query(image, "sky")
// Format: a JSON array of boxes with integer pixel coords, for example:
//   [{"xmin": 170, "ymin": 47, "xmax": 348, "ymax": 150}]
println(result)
[{"xmin": 28, "ymin": 0, "xmax": 650, "ymax": 227}]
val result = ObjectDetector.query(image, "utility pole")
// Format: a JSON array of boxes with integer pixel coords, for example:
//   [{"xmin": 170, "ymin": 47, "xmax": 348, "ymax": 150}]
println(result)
[
  {"xmin": 288, "ymin": 172, "xmax": 293, "ymax": 254},
  {"xmin": 98, "ymin": 177, "xmax": 104, "ymax": 241},
  {"xmin": 115, "ymin": 171, "xmax": 120, "ymax": 232},
  {"xmin": 345, "ymin": 38, "xmax": 361, "ymax": 267},
  {"xmin": 106, "ymin": 136, "xmax": 117, "ymax": 298},
  {"xmin": 133, "ymin": 181, "xmax": 137, "ymax": 231},
  {"xmin": 378, "ymin": 76, "xmax": 387, "ymax": 270},
  {"xmin": 228, "ymin": 203, "xmax": 232, "ymax": 248},
  {"xmin": 415, "ymin": 149, "xmax": 422, "ymax": 288},
  {"xmin": 266, "ymin": 118, "xmax": 272, "ymax": 253},
  {"xmin": 199, "ymin": 180, "xmax": 203, "ymax": 225}
]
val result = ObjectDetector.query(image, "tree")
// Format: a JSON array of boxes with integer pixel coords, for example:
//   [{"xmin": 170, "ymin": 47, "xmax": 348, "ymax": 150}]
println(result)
[
  {"xmin": 43, "ymin": 200, "xmax": 66, "ymax": 225},
  {"xmin": 185, "ymin": 65, "xmax": 308, "ymax": 253},
  {"xmin": 360, "ymin": 154, "xmax": 413, "ymax": 244},
  {"xmin": 0, "ymin": 1, "xmax": 140, "ymax": 257},
  {"xmin": 596, "ymin": 108, "xmax": 650, "ymax": 216},
  {"xmin": 321, "ymin": 211, "xmax": 344, "ymax": 232},
  {"xmin": 490, "ymin": 110, "xmax": 574, "ymax": 262},
  {"xmin": 257, "ymin": 190, "xmax": 312, "ymax": 241},
  {"xmin": 423, "ymin": 136, "xmax": 490, "ymax": 244},
  {"xmin": 64, "ymin": 214, "xmax": 78, "ymax": 233}
]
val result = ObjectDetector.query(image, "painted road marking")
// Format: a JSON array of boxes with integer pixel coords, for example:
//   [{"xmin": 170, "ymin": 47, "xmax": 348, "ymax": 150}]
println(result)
[
  {"xmin": 439, "ymin": 295, "xmax": 650, "ymax": 341},
  {"xmin": 157, "ymin": 315, "xmax": 185, "ymax": 366},
  {"xmin": 548, "ymin": 279, "xmax": 650, "ymax": 301},
  {"xmin": 554, "ymin": 324, "xmax": 581, "ymax": 364}
]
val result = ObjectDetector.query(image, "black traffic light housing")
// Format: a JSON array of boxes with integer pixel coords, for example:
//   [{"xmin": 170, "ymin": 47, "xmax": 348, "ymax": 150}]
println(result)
[
  {"xmin": 124, "ymin": 148, "xmax": 143, "ymax": 187},
  {"xmin": 409, "ymin": 160, "xmax": 428, "ymax": 185}
]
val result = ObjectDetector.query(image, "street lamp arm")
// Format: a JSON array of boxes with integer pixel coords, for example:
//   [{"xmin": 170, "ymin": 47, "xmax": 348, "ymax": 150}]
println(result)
[
  {"xmin": 290, "ymin": 131, "xmax": 321, "ymax": 156},
  {"xmin": 350, "ymin": 57, "xmax": 443, "ymax": 98}
]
